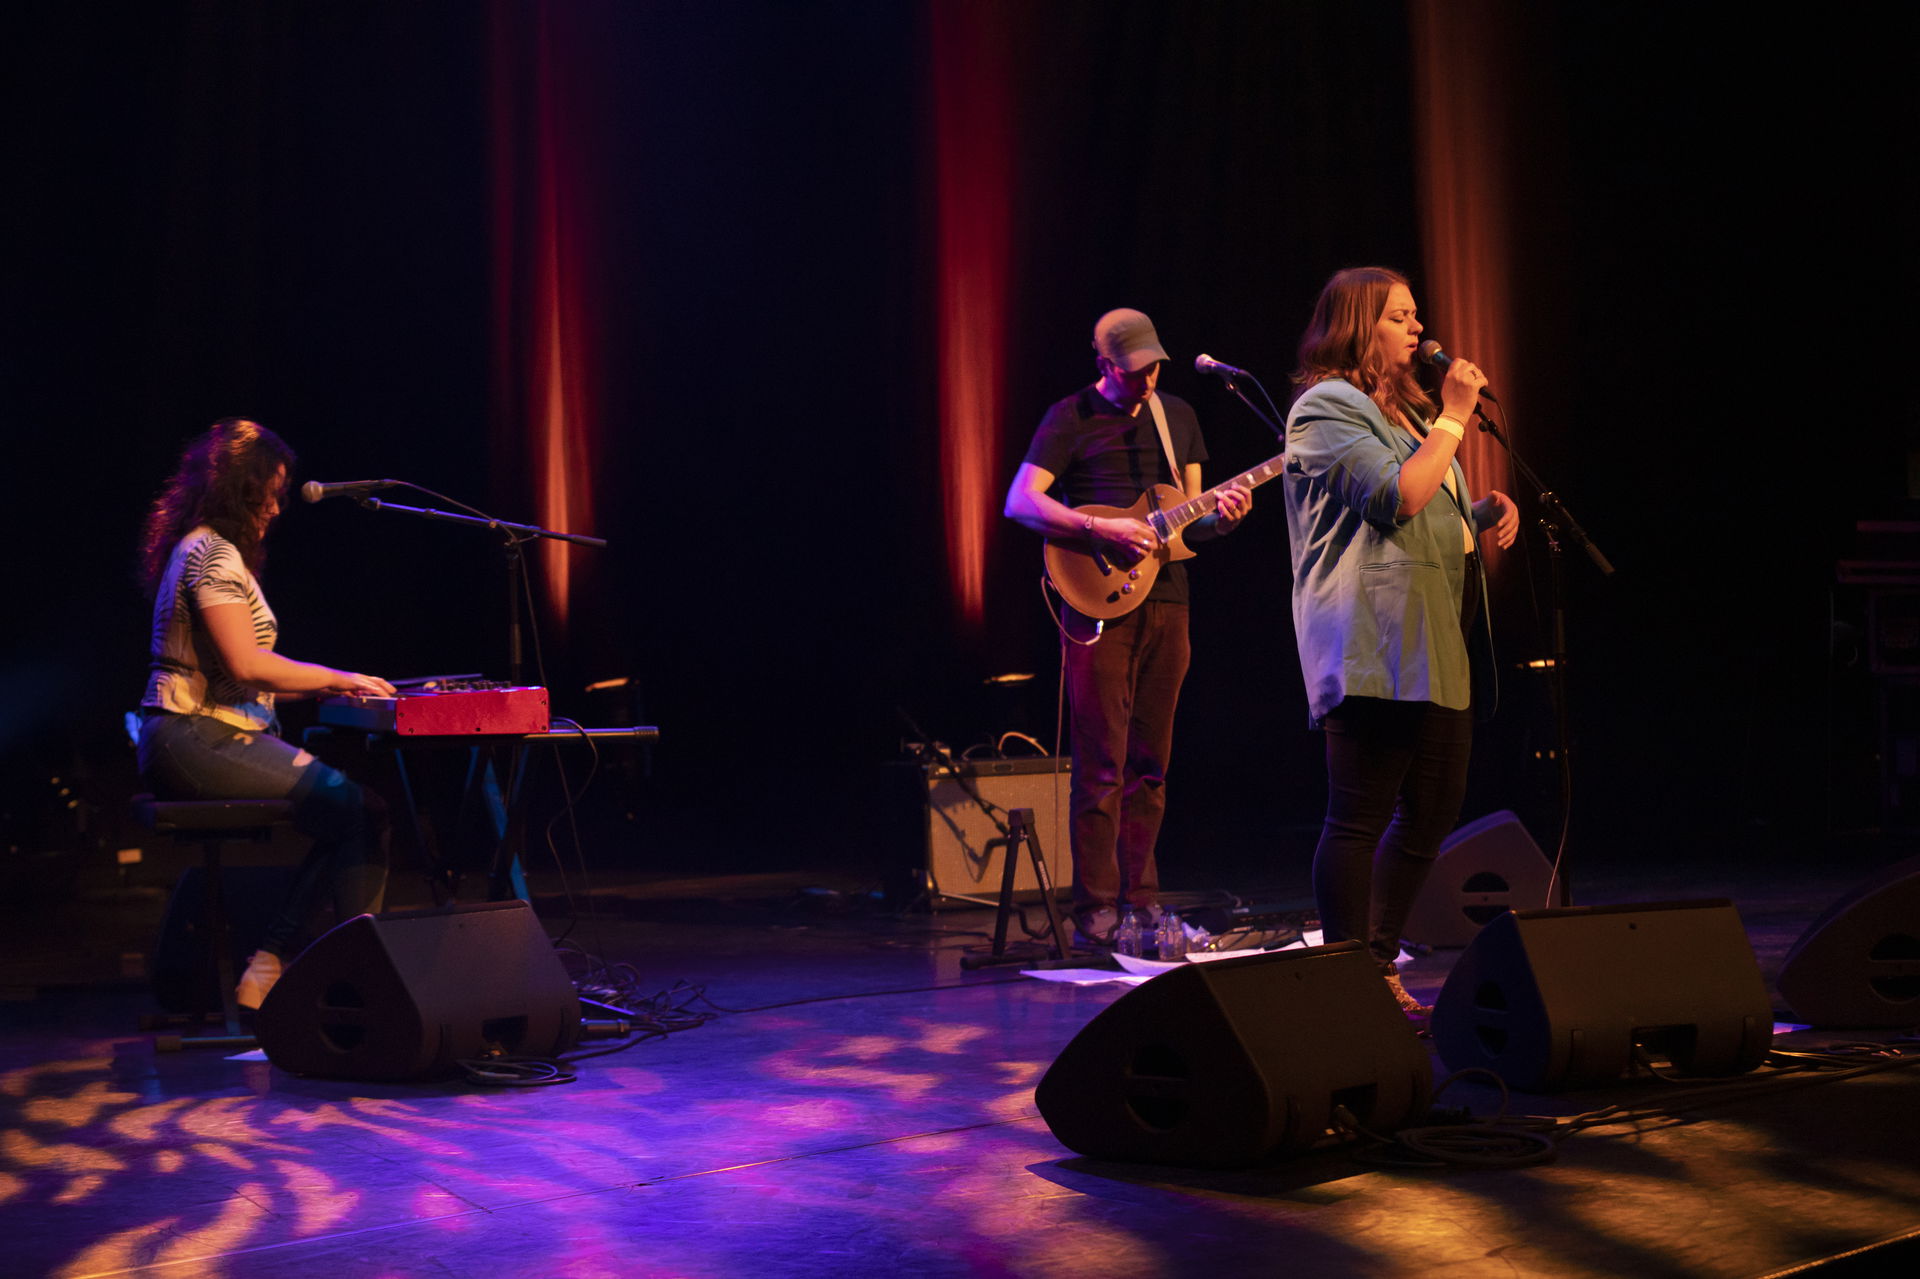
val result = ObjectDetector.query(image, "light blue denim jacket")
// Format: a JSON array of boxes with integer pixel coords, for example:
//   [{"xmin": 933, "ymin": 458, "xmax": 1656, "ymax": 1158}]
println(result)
[{"xmin": 1282, "ymin": 378, "xmax": 1495, "ymax": 726}]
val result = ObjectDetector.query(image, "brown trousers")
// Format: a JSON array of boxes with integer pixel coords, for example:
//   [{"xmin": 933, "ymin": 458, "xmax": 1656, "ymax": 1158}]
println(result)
[{"xmin": 1062, "ymin": 601, "xmax": 1190, "ymax": 916}]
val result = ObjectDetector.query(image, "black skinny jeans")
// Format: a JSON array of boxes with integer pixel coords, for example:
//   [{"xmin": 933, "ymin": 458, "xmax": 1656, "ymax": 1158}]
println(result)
[{"xmin": 1312, "ymin": 696, "xmax": 1471, "ymax": 970}]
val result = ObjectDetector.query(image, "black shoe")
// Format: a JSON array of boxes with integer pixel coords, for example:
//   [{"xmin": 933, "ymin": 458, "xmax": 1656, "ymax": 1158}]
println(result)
[{"xmin": 1073, "ymin": 907, "xmax": 1119, "ymax": 948}]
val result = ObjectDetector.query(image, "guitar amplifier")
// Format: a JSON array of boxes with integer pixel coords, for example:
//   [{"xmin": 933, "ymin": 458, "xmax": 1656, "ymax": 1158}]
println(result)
[{"xmin": 889, "ymin": 757, "xmax": 1072, "ymax": 905}]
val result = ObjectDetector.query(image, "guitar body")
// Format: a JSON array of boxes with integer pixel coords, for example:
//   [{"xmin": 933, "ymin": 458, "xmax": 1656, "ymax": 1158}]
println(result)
[{"xmin": 1043, "ymin": 485, "xmax": 1196, "ymax": 620}]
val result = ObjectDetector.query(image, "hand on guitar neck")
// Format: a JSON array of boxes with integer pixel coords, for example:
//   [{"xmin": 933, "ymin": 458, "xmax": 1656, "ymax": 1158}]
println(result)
[
  {"xmin": 1085, "ymin": 480, "xmax": 1249, "ymax": 566},
  {"xmin": 1041, "ymin": 450, "xmax": 1281, "ymax": 620}
]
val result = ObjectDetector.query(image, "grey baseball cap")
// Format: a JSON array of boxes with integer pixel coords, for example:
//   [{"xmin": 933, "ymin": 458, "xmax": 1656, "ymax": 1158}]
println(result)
[{"xmin": 1091, "ymin": 308, "xmax": 1169, "ymax": 371}]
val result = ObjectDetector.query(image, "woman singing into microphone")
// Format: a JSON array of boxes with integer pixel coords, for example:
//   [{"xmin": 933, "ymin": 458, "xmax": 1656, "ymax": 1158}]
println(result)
[
  {"xmin": 1281, "ymin": 267, "xmax": 1519, "ymax": 1016},
  {"xmin": 137, "ymin": 418, "xmax": 395, "ymax": 1010}
]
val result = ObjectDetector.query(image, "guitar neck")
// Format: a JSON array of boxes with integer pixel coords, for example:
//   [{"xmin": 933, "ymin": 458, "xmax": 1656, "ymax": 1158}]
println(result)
[{"xmin": 1151, "ymin": 451, "xmax": 1287, "ymax": 538}]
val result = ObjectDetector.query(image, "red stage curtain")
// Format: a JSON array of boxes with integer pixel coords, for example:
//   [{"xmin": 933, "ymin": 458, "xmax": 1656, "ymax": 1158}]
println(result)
[
  {"xmin": 489, "ymin": 1, "xmax": 603, "ymax": 634},
  {"xmin": 930, "ymin": 1, "xmax": 1015, "ymax": 633},
  {"xmin": 1410, "ymin": 0, "xmax": 1517, "ymax": 562}
]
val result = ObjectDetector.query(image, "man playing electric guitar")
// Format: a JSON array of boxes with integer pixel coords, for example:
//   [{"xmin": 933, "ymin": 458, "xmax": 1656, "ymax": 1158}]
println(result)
[{"xmin": 1004, "ymin": 307, "xmax": 1252, "ymax": 946}]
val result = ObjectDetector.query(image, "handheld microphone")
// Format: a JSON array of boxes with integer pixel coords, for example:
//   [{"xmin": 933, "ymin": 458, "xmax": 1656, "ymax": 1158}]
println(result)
[
  {"xmin": 300, "ymin": 479, "xmax": 401, "ymax": 503},
  {"xmin": 1193, "ymin": 353, "xmax": 1252, "ymax": 380},
  {"xmin": 1416, "ymin": 340, "xmax": 1498, "ymax": 403}
]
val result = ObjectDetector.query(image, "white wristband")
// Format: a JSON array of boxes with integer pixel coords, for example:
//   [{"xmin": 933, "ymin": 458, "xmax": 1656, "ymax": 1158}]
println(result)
[{"xmin": 1430, "ymin": 414, "xmax": 1466, "ymax": 441}]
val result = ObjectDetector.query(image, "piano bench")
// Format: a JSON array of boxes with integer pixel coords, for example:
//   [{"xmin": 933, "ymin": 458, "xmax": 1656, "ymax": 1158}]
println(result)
[{"xmin": 134, "ymin": 797, "xmax": 297, "ymax": 1049}]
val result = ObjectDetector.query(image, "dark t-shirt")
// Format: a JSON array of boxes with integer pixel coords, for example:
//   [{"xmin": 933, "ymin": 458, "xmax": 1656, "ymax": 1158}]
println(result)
[{"xmin": 1022, "ymin": 386, "xmax": 1209, "ymax": 603}]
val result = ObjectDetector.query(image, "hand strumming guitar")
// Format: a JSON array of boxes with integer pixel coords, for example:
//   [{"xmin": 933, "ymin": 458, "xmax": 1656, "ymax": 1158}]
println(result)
[{"xmin": 1085, "ymin": 513, "xmax": 1159, "ymax": 565}]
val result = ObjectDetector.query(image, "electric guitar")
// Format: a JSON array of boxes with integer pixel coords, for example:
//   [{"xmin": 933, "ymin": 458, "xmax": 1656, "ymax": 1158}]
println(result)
[{"xmin": 1043, "ymin": 451, "xmax": 1287, "ymax": 619}]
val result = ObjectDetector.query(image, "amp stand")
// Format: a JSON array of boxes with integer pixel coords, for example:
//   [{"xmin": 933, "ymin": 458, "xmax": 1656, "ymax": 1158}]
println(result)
[{"xmin": 960, "ymin": 807, "xmax": 1080, "ymax": 970}]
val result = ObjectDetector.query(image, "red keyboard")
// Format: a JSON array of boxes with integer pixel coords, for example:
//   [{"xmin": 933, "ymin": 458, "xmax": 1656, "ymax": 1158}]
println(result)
[{"xmin": 319, "ymin": 685, "xmax": 551, "ymax": 736}]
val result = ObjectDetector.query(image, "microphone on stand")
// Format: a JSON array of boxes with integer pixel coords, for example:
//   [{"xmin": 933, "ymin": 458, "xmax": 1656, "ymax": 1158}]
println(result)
[
  {"xmin": 300, "ymin": 479, "xmax": 401, "ymax": 503},
  {"xmin": 1193, "ymin": 353, "xmax": 1253, "ymax": 381},
  {"xmin": 1416, "ymin": 340, "xmax": 1499, "ymax": 403}
]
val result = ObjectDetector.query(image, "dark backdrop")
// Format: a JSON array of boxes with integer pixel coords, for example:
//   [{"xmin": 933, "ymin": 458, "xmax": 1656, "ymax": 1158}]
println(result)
[{"xmin": 3, "ymin": 2, "xmax": 1910, "ymax": 894}]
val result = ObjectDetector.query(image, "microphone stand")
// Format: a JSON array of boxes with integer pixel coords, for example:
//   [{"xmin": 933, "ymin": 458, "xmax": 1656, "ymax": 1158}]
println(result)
[
  {"xmin": 1214, "ymin": 372, "xmax": 1288, "ymax": 444},
  {"xmin": 1470, "ymin": 406, "xmax": 1612, "ymax": 907},
  {"xmin": 357, "ymin": 496, "xmax": 607, "ymax": 686},
  {"xmin": 351, "ymin": 491, "xmax": 609, "ymax": 904}
]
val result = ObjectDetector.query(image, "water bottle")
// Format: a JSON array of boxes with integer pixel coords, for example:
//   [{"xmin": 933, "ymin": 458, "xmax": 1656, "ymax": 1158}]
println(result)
[
  {"xmin": 1113, "ymin": 910, "xmax": 1144, "ymax": 957},
  {"xmin": 1155, "ymin": 912, "xmax": 1187, "ymax": 961}
]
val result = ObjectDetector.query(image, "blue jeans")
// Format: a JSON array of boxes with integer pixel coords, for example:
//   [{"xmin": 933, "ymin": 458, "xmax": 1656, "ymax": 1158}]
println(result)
[{"xmin": 138, "ymin": 712, "xmax": 389, "ymax": 956}]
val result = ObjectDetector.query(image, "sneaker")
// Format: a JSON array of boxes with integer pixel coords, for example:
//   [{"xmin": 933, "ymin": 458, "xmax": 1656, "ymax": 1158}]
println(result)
[
  {"xmin": 236, "ymin": 950, "xmax": 283, "ymax": 1011},
  {"xmin": 1383, "ymin": 971, "xmax": 1432, "ymax": 1019},
  {"xmin": 1073, "ymin": 908, "xmax": 1119, "ymax": 947}
]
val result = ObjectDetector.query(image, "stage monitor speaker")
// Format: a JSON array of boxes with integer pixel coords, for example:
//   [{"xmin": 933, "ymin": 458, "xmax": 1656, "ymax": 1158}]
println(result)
[
  {"xmin": 916, "ymin": 757, "xmax": 1071, "ymax": 903},
  {"xmin": 1404, "ymin": 810, "xmax": 1564, "ymax": 948},
  {"xmin": 1034, "ymin": 941, "xmax": 1433, "ymax": 1167},
  {"xmin": 255, "ymin": 900, "xmax": 580, "ymax": 1081},
  {"xmin": 1432, "ymin": 899, "xmax": 1773, "ymax": 1091},
  {"xmin": 1777, "ymin": 854, "xmax": 1920, "ymax": 1028},
  {"xmin": 151, "ymin": 865, "xmax": 298, "ymax": 1013}
]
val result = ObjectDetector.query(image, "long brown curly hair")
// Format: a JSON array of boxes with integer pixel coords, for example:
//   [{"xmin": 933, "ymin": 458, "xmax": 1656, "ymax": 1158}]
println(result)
[
  {"xmin": 138, "ymin": 418, "xmax": 297, "ymax": 594},
  {"xmin": 1290, "ymin": 266, "xmax": 1436, "ymax": 428}
]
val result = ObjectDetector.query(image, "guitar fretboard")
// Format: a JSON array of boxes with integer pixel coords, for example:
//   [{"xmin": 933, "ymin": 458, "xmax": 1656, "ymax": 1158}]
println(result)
[{"xmin": 1148, "ymin": 451, "xmax": 1287, "ymax": 540}]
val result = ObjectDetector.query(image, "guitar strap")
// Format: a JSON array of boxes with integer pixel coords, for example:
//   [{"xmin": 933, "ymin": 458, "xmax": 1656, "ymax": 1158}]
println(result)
[{"xmin": 1146, "ymin": 393, "xmax": 1181, "ymax": 491}]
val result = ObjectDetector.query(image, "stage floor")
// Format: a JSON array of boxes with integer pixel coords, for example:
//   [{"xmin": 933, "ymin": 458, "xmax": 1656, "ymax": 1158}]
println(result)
[{"xmin": 3, "ymin": 842, "xmax": 1918, "ymax": 1278}]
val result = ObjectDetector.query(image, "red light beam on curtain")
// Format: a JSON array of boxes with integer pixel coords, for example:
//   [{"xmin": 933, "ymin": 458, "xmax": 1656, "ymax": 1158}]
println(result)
[
  {"xmin": 930, "ymin": 2, "xmax": 1013, "ymax": 631},
  {"xmin": 530, "ymin": 94, "xmax": 594, "ymax": 631},
  {"xmin": 1409, "ymin": 0, "xmax": 1515, "ymax": 560},
  {"xmin": 490, "ymin": 2, "xmax": 599, "ymax": 633}
]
